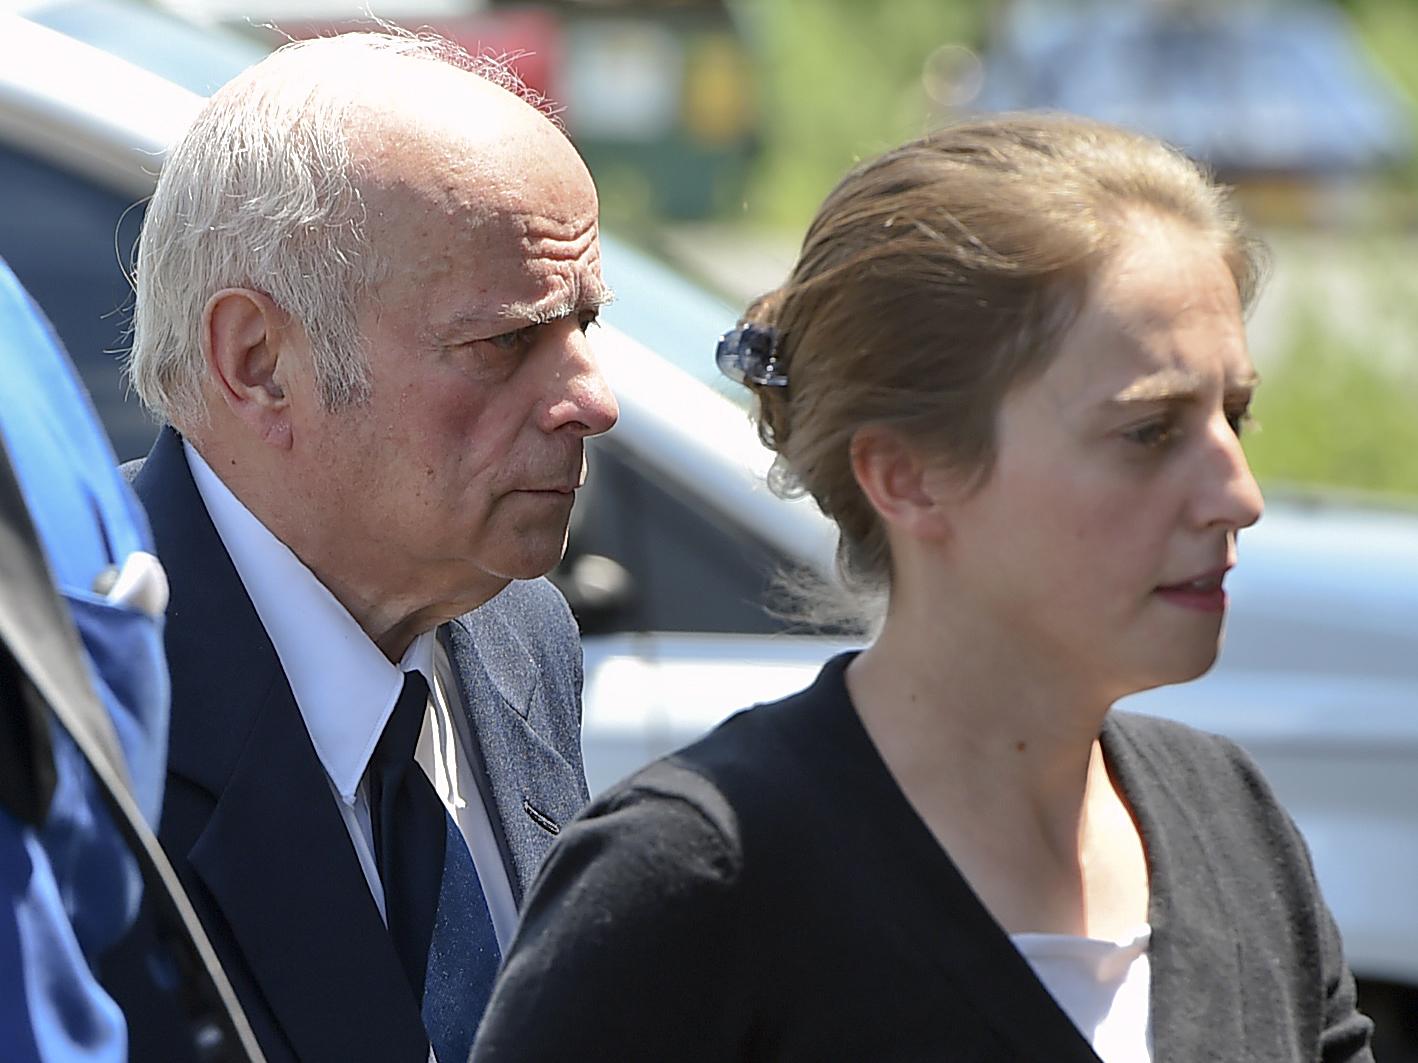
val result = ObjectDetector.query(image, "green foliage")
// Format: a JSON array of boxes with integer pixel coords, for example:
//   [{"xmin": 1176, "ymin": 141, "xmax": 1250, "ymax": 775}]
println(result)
[
  {"xmin": 1342, "ymin": 0, "xmax": 1418, "ymax": 189},
  {"xmin": 1341, "ymin": 0, "xmax": 1418, "ymax": 113},
  {"xmin": 733, "ymin": 0, "xmax": 987, "ymax": 229},
  {"xmin": 1245, "ymin": 317, "xmax": 1418, "ymax": 498}
]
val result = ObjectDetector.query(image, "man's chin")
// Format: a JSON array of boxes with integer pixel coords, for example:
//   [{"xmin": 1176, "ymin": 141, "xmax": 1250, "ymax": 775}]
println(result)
[{"xmin": 495, "ymin": 537, "xmax": 573, "ymax": 584}]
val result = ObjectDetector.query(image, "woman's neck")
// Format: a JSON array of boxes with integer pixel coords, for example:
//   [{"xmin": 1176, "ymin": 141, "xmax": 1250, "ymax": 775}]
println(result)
[{"xmin": 845, "ymin": 608, "xmax": 1150, "ymax": 938}]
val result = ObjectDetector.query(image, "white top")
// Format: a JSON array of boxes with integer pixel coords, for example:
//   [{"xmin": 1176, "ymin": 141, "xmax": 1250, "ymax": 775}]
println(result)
[
  {"xmin": 185, "ymin": 442, "xmax": 519, "ymax": 950},
  {"xmin": 1010, "ymin": 924, "xmax": 1153, "ymax": 1063}
]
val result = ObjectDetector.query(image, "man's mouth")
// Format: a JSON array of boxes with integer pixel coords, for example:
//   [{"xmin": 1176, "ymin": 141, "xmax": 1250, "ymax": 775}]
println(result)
[
  {"xmin": 529, "ymin": 455, "xmax": 588, "ymax": 495},
  {"xmin": 520, "ymin": 474, "xmax": 584, "ymax": 495}
]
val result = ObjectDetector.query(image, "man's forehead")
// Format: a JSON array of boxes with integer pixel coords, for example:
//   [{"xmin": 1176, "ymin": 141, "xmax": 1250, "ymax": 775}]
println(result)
[
  {"xmin": 354, "ymin": 117, "xmax": 590, "ymax": 241},
  {"xmin": 362, "ymin": 209, "xmax": 605, "ymax": 331},
  {"xmin": 337, "ymin": 58, "xmax": 600, "ymax": 315},
  {"xmin": 428, "ymin": 242, "xmax": 610, "ymax": 327},
  {"xmin": 363, "ymin": 184, "xmax": 599, "ymax": 262},
  {"xmin": 354, "ymin": 118, "xmax": 595, "ymax": 257},
  {"xmin": 347, "ymin": 62, "xmax": 567, "ymax": 181}
]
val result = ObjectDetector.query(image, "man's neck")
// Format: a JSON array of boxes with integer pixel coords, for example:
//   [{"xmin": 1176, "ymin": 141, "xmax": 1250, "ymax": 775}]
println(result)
[{"xmin": 185, "ymin": 437, "xmax": 506, "ymax": 662}]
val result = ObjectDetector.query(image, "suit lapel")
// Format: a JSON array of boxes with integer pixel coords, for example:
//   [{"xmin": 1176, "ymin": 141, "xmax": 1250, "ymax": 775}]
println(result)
[
  {"xmin": 188, "ymin": 677, "xmax": 428, "ymax": 1062},
  {"xmin": 136, "ymin": 428, "xmax": 427, "ymax": 1061},
  {"xmin": 442, "ymin": 612, "xmax": 585, "ymax": 903}
]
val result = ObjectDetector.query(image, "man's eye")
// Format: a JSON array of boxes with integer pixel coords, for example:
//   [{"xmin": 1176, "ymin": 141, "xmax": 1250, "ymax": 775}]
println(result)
[
  {"xmin": 486, "ymin": 329, "xmax": 529, "ymax": 352},
  {"xmin": 1123, "ymin": 418, "xmax": 1178, "ymax": 449}
]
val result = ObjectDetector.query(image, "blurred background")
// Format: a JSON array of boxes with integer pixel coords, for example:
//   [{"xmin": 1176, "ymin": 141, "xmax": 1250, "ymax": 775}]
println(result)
[{"xmin": 8, "ymin": 0, "xmax": 1418, "ymax": 498}]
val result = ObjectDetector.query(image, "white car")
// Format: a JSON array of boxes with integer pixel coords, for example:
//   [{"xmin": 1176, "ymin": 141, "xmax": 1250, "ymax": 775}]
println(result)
[{"xmin": 5, "ymin": 8, "xmax": 1417, "ymax": 1054}]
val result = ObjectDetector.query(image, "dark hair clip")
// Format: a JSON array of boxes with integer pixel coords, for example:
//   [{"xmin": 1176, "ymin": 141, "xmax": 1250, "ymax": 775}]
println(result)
[{"xmin": 716, "ymin": 323, "xmax": 788, "ymax": 388}]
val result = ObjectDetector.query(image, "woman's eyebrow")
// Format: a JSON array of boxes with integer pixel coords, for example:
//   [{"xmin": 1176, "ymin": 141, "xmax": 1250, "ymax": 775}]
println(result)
[{"xmin": 1108, "ymin": 367, "xmax": 1259, "ymax": 406}]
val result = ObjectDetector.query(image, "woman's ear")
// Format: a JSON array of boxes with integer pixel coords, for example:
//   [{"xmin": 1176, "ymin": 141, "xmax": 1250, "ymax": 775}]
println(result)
[
  {"xmin": 201, "ymin": 287, "xmax": 296, "ymax": 449},
  {"xmin": 849, "ymin": 426, "xmax": 954, "ymax": 544}
]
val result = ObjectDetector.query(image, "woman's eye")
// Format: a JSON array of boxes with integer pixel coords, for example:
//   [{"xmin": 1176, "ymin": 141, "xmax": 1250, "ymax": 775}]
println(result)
[
  {"xmin": 1123, "ymin": 418, "xmax": 1178, "ymax": 449},
  {"xmin": 578, "ymin": 310, "xmax": 600, "ymax": 335},
  {"xmin": 1226, "ymin": 406, "xmax": 1256, "ymax": 437}
]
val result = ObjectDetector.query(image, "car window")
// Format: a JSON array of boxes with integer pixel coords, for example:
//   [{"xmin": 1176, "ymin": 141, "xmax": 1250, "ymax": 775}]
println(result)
[
  {"xmin": 0, "ymin": 142, "xmax": 155, "ymax": 461},
  {"xmin": 556, "ymin": 436, "xmax": 795, "ymax": 636}
]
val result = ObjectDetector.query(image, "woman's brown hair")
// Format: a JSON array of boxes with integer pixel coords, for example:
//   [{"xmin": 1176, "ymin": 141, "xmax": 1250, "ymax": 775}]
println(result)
[{"xmin": 739, "ymin": 113, "xmax": 1264, "ymax": 604}]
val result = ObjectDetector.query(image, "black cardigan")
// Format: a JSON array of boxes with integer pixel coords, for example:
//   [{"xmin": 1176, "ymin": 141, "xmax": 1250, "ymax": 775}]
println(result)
[{"xmin": 473, "ymin": 654, "xmax": 1373, "ymax": 1062}]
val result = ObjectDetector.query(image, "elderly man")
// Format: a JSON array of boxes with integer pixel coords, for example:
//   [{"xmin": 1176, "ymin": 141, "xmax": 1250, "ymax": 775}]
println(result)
[{"xmin": 119, "ymin": 32, "xmax": 617, "ymax": 1063}]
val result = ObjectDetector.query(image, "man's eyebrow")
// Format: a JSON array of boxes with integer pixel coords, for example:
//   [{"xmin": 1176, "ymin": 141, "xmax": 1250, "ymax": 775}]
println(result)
[
  {"xmin": 499, "ymin": 285, "xmax": 617, "ymax": 326},
  {"xmin": 434, "ymin": 286, "xmax": 618, "ymax": 336},
  {"xmin": 1109, "ymin": 367, "xmax": 1259, "ymax": 405}
]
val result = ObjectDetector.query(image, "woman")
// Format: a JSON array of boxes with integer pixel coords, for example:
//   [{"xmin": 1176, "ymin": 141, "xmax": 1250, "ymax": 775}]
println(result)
[{"xmin": 472, "ymin": 115, "xmax": 1373, "ymax": 1062}]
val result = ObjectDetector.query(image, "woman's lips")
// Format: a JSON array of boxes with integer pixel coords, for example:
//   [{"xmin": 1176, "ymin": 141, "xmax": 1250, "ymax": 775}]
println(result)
[{"xmin": 1155, "ymin": 568, "xmax": 1230, "ymax": 613}]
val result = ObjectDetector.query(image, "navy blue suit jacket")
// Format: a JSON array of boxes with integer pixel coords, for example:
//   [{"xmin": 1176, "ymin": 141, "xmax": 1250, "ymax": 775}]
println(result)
[{"xmin": 126, "ymin": 426, "xmax": 590, "ymax": 1063}]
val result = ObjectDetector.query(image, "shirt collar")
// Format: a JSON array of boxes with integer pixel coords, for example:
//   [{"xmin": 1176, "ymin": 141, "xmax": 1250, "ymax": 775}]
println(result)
[{"xmin": 185, "ymin": 440, "xmax": 435, "ymax": 803}]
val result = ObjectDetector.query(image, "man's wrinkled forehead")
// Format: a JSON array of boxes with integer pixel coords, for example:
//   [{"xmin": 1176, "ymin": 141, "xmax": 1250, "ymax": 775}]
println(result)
[
  {"xmin": 358, "ymin": 177, "xmax": 596, "ymax": 273},
  {"xmin": 422, "ymin": 213, "xmax": 609, "ymax": 330},
  {"xmin": 322, "ymin": 54, "xmax": 598, "ymax": 288},
  {"xmin": 355, "ymin": 168, "xmax": 599, "ymax": 327},
  {"xmin": 350, "ymin": 92, "xmax": 587, "ymax": 235},
  {"xmin": 501, "ymin": 262, "xmax": 613, "ymax": 326}
]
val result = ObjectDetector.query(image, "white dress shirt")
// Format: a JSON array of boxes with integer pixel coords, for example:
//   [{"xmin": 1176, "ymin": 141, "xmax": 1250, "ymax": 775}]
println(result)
[
  {"xmin": 185, "ymin": 442, "xmax": 518, "ymax": 950},
  {"xmin": 1011, "ymin": 924, "xmax": 1153, "ymax": 1063}
]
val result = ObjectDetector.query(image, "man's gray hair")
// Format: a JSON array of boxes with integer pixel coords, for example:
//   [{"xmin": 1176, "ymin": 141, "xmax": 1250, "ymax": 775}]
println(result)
[{"xmin": 127, "ymin": 30, "xmax": 545, "ymax": 428}]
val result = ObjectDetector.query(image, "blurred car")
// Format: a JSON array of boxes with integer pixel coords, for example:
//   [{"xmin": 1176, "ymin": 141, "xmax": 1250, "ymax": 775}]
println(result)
[
  {"xmin": 4, "ymin": 9, "xmax": 1418, "ymax": 1054},
  {"xmin": 974, "ymin": 0, "xmax": 1412, "ymax": 178}
]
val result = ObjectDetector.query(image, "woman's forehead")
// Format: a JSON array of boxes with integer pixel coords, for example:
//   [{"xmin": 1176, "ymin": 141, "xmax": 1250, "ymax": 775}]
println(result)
[{"xmin": 1025, "ymin": 226, "xmax": 1252, "ymax": 412}]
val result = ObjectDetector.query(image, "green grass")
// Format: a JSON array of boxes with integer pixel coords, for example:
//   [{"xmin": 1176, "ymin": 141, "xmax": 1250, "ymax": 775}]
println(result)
[{"xmin": 1246, "ymin": 318, "xmax": 1418, "ymax": 499}]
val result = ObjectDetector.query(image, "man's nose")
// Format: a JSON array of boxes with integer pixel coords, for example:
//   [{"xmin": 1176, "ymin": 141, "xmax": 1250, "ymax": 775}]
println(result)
[
  {"xmin": 541, "ymin": 325, "xmax": 619, "ymax": 438},
  {"xmin": 1198, "ymin": 413, "xmax": 1264, "ymax": 532}
]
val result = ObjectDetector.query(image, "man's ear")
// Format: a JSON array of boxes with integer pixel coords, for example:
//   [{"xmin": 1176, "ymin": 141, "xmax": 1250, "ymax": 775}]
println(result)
[
  {"xmin": 201, "ymin": 288, "xmax": 296, "ymax": 450},
  {"xmin": 849, "ymin": 425, "xmax": 953, "ymax": 544}
]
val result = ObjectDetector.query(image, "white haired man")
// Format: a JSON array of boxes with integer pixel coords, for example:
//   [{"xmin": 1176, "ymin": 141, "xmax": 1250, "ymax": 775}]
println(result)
[{"xmin": 112, "ymin": 32, "xmax": 618, "ymax": 1063}]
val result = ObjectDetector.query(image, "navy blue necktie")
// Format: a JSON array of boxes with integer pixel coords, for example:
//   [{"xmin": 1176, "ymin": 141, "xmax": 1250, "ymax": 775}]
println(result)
[{"xmin": 368, "ymin": 670, "xmax": 502, "ymax": 1062}]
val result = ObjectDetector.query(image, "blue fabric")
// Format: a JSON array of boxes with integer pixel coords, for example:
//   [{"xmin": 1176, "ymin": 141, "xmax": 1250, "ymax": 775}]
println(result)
[
  {"xmin": 0, "ymin": 812, "xmax": 125, "ymax": 1063},
  {"xmin": 0, "ymin": 258, "xmax": 168, "ymax": 822},
  {"xmin": 0, "ymin": 256, "xmax": 170, "ymax": 1060}
]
